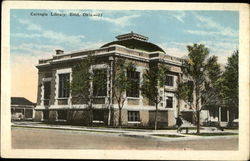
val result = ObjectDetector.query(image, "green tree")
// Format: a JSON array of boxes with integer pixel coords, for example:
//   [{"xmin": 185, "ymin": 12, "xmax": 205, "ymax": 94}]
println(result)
[
  {"xmin": 71, "ymin": 54, "xmax": 107, "ymax": 126},
  {"xmin": 178, "ymin": 44, "xmax": 221, "ymax": 134},
  {"xmin": 222, "ymin": 50, "xmax": 238, "ymax": 109},
  {"xmin": 141, "ymin": 63, "xmax": 169, "ymax": 130},
  {"xmin": 112, "ymin": 58, "xmax": 135, "ymax": 127},
  {"xmin": 218, "ymin": 50, "xmax": 239, "ymax": 123}
]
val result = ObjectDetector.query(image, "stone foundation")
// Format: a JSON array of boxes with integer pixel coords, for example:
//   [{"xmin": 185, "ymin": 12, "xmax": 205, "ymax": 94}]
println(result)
[{"xmin": 34, "ymin": 108, "xmax": 176, "ymax": 128}]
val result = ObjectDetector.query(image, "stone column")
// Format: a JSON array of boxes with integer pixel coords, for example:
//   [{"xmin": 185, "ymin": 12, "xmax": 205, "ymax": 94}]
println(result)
[{"xmin": 108, "ymin": 56, "xmax": 114, "ymax": 126}]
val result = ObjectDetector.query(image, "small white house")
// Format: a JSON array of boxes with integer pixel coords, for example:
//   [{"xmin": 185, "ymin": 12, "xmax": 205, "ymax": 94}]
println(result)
[{"xmin": 11, "ymin": 97, "xmax": 35, "ymax": 121}]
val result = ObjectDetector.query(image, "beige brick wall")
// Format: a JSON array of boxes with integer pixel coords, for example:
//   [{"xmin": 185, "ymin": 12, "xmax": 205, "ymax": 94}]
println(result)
[
  {"xmin": 140, "ymin": 110, "xmax": 149, "ymax": 126},
  {"xmin": 34, "ymin": 111, "xmax": 43, "ymax": 121},
  {"xmin": 67, "ymin": 110, "xmax": 89, "ymax": 125},
  {"xmin": 112, "ymin": 109, "xmax": 128, "ymax": 126},
  {"xmin": 49, "ymin": 110, "xmax": 57, "ymax": 121},
  {"xmin": 168, "ymin": 110, "xmax": 175, "ymax": 126},
  {"xmin": 127, "ymin": 99, "xmax": 139, "ymax": 105},
  {"xmin": 68, "ymin": 110, "xmax": 84, "ymax": 120},
  {"xmin": 148, "ymin": 110, "xmax": 175, "ymax": 127}
]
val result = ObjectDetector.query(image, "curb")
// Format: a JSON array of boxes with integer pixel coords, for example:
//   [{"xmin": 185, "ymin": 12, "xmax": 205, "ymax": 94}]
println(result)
[{"xmin": 12, "ymin": 124, "xmax": 125, "ymax": 134}]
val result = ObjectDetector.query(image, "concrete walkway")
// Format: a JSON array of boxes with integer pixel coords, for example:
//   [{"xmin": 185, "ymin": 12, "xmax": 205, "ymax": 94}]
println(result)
[{"xmin": 11, "ymin": 121, "xmax": 238, "ymax": 141}]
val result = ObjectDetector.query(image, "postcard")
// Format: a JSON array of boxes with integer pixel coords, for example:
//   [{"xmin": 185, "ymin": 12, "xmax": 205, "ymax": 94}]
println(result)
[{"xmin": 1, "ymin": 1, "xmax": 249, "ymax": 160}]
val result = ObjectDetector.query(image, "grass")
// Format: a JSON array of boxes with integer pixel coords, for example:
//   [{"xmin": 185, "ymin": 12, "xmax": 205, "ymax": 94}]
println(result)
[
  {"xmin": 151, "ymin": 134, "xmax": 185, "ymax": 138},
  {"xmin": 186, "ymin": 132, "xmax": 238, "ymax": 136}
]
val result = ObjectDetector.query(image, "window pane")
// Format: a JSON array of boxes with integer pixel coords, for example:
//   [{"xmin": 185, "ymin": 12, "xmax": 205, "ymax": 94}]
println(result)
[
  {"xmin": 166, "ymin": 75, "xmax": 174, "ymax": 86},
  {"xmin": 127, "ymin": 71, "xmax": 140, "ymax": 97},
  {"xmin": 221, "ymin": 108, "xmax": 228, "ymax": 122},
  {"xmin": 93, "ymin": 69, "xmax": 107, "ymax": 96},
  {"xmin": 44, "ymin": 82, "xmax": 51, "ymax": 99},
  {"xmin": 59, "ymin": 73, "xmax": 70, "ymax": 98},
  {"xmin": 166, "ymin": 96, "xmax": 173, "ymax": 108},
  {"xmin": 128, "ymin": 111, "xmax": 140, "ymax": 121}
]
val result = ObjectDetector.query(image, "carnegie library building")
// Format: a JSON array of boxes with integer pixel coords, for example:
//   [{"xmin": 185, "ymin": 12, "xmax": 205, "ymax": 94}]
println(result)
[{"xmin": 34, "ymin": 32, "xmax": 232, "ymax": 127}]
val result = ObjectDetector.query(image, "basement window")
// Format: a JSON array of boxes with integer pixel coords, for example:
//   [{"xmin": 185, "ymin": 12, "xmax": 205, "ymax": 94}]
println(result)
[{"xmin": 128, "ymin": 111, "xmax": 140, "ymax": 122}]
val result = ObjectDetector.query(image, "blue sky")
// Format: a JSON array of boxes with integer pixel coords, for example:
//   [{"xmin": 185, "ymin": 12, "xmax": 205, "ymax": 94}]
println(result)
[
  {"xmin": 11, "ymin": 9, "xmax": 239, "ymax": 62},
  {"xmin": 10, "ymin": 9, "xmax": 239, "ymax": 102}
]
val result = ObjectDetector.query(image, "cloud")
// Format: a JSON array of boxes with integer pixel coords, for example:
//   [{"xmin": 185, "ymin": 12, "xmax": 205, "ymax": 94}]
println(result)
[
  {"xmin": 164, "ymin": 11, "xmax": 186, "ymax": 23},
  {"xmin": 187, "ymin": 29, "xmax": 238, "ymax": 37},
  {"xmin": 11, "ymin": 43, "xmax": 64, "ymax": 58},
  {"xmin": 190, "ymin": 13, "xmax": 238, "ymax": 38},
  {"xmin": 160, "ymin": 40, "xmax": 237, "ymax": 65},
  {"xmin": 172, "ymin": 11, "xmax": 186, "ymax": 23},
  {"xmin": 42, "ymin": 30, "xmax": 85, "ymax": 44},
  {"xmin": 12, "ymin": 31, "xmax": 85, "ymax": 45},
  {"xmin": 14, "ymin": 19, "xmax": 86, "ymax": 46},
  {"xmin": 18, "ymin": 19, "xmax": 42, "ymax": 31},
  {"xmin": 195, "ymin": 14, "xmax": 220, "ymax": 29},
  {"xmin": 12, "ymin": 43, "xmax": 63, "ymax": 51},
  {"xmin": 89, "ymin": 14, "xmax": 140, "ymax": 28},
  {"xmin": 158, "ymin": 42, "xmax": 187, "ymax": 58}
]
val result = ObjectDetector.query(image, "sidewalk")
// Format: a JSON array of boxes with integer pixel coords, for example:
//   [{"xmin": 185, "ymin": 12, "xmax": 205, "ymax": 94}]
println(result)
[{"xmin": 11, "ymin": 121, "xmax": 238, "ymax": 141}]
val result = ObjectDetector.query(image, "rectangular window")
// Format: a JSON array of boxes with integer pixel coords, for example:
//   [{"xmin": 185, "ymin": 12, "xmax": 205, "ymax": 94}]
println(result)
[
  {"xmin": 44, "ymin": 81, "xmax": 51, "ymax": 99},
  {"xmin": 128, "ymin": 111, "xmax": 140, "ymax": 122},
  {"xmin": 221, "ymin": 108, "xmax": 228, "ymax": 122},
  {"xmin": 166, "ymin": 96, "xmax": 173, "ymax": 108},
  {"xmin": 58, "ymin": 73, "xmax": 70, "ymax": 98},
  {"xmin": 166, "ymin": 75, "xmax": 174, "ymax": 86},
  {"xmin": 93, "ymin": 69, "xmax": 107, "ymax": 96},
  {"xmin": 126, "ymin": 70, "xmax": 140, "ymax": 97}
]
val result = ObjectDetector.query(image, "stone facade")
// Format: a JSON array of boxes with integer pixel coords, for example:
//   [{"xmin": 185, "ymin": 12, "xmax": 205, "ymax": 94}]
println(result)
[{"xmin": 34, "ymin": 32, "xmax": 200, "ymax": 128}]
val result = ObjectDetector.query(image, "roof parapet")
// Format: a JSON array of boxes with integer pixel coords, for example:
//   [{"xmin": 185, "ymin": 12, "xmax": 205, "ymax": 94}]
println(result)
[
  {"xmin": 116, "ymin": 31, "xmax": 148, "ymax": 41},
  {"xmin": 56, "ymin": 49, "xmax": 64, "ymax": 55}
]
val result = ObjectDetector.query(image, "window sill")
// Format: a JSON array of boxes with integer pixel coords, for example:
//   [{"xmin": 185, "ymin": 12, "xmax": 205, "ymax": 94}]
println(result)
[
  {"xmin": 92, "ymin": 120, "xmax": 104, "ymax": 123},
  {"xmin": 165, "ymin": 108, "xmax": 174, "ymax": 110},
  {"xmin": 128, "ymin": 121, "xmax": 141, "ymax": 124},
  {"xmin": 127, "ymin": 97, "xmax": 140, "ymax": 100},
  {"xmin": 57, "ymin": 98, "xmax": 69, "ymax": 100},
  {"xmin": 56, "ymin": 119, "xmax": 67, "ymax": 122},
  {"xmin": 93, "ymin": 96, "xmax": 107, "ymax": 98}
]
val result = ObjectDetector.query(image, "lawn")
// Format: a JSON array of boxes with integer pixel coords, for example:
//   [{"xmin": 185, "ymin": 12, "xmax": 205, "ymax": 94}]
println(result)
[
  {"xmin": 151, "ymin": 134, "xmax": 185, "ymax": 138},
  {"xmin": 186, "ymin": 132, "xmax": 238, "ymax": 136}
]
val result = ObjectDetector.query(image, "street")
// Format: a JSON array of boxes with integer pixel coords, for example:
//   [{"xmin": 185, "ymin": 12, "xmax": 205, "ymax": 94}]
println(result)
[{"xmin": 12, "ymin": 127, "xmax": 238, "ymax": 150}]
